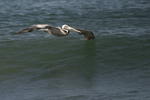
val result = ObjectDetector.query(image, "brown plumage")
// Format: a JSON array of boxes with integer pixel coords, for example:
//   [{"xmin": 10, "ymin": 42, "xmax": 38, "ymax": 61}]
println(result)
[{"xmin": 15, "ymin": 24, "xmax": 95, "ymax": 40}]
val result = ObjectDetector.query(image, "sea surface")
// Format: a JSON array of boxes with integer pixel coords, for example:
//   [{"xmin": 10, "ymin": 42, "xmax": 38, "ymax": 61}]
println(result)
[{"xmin": 0, "ymin": 0, "xmax": 150, "ymax": 100}]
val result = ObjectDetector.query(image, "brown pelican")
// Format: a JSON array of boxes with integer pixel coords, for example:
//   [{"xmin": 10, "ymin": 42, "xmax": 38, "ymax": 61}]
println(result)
[{"xmin": 15, "ymin": 24, "xmax": 95, "ymax": 40}]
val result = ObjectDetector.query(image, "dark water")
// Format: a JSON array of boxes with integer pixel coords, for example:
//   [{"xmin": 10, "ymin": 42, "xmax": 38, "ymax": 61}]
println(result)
[{"xmin": 0, "ymin": 0, "xmax": 150, "ymax": 100}]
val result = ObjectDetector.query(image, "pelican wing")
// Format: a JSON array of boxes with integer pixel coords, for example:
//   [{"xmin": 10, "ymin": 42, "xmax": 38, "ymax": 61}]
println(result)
[
  {"xmin": 15, "ymin": 24, "xmax": 51, "ymax": 34},
  {"xmin": 75, "ymin": 28, "xmax": 95, "ymax": 40}
]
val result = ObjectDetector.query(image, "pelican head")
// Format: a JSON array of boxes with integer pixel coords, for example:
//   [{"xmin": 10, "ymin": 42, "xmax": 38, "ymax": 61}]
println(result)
[{"xmin": 62, "ymin": 25, "xmax": 81, "ymax": 33}]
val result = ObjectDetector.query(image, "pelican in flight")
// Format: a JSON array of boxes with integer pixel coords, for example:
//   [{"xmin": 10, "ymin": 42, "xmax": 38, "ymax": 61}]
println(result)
[{"xmin": 15, "ymin": 24, "xmax": 95, "ymax": 40}]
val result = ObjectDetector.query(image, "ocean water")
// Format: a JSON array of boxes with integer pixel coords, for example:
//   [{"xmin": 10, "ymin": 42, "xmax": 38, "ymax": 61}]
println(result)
[{"xmin": 0, "ymin": 0, "xmax": 150, "ymax": 100}]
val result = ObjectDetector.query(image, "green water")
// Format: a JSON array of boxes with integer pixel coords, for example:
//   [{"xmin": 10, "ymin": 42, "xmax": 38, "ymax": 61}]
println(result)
[{"xmin": 0, "ymin": 0, "xmax": 150, "ymax": 100}]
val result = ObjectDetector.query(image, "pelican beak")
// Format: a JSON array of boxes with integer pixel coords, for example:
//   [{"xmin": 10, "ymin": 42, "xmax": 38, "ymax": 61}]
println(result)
[{"xmin": 65, "ymin": 26, "xmax": 81, "ymax": 33}]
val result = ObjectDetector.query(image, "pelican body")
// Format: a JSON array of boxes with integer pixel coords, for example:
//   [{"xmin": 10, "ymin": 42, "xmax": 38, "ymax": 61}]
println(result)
[{"xmin": 15, "ymin": 24, "xmax": 95, "ymax": 40}]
